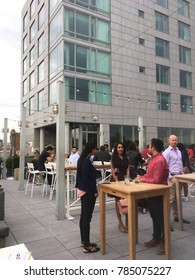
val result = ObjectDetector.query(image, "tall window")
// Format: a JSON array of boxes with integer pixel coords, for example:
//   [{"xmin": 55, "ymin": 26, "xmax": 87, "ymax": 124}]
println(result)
[
  {"xmin": 23, "ymin": 35, "xmax": 27, "ymax": 52},
  {"xmin": 23, "ymin": 79, "xmax": 28, "ymax": 96},
  {"xmin": 30, "ymin": 21, "xmax": 35, "ymax": 42},
  {"xmin": 49, "ymin": 81, "xmax": 57, "ymax": 105},
  {"xmin": 23, "ymin": 12, "xmax": 28, "ymax": 32},
  {"xmin": 29, "ymin": 96, "xmax": 35, "ymax": 115},
  {"xmin": 50, "ymin": 9, "xmax": 63, "ymax": 44},
  {"xmin": 155, "ymin": 11, "xmax": 168, "ymax": 33},
  {"xmin": 179, "ymin": 45, "xmax": 191, "ymax": 65},
  {"xmin": 29, "ymin": 46, "xmax": 35, "ymax": 66},
  {"xmin": 64, "ymin": 9, "xmax": 110, "ymax": 46},
  {"xmin": 156, "ymin": 0, "xmax": 168, "ymax": 8},
  {"xmin": 50, "ymin": 0, "xmax": 61, "ymax": 14},
  {"xmin": 50, "ymin": 42, "xmax": 62, "ymax": 78},
  {"xmin": 157, "ymin": 91, "xmax": 170, "ymax": 111},
  {"xmin": 29, "ymin": 71, "xmax": 35, "ymax": 90},
  {"xmin": 180, "ymin": 70, "xmax": 192, "ymax": 89},
  {"xmin": 38, "ymin": 33, "xmax": 44, "ymax": 56},
  {"xmin": 23, "ymin": 57, "xmax": 27, "ymax": 74},
  {"xmin": 38, "ymin": 61, "xmax": 44, "ymax": 83},
  {"xmin": 67, "ymin": 0, "xmax": 110, "ymax": 14},
  {"xmin": 156, "ymin": 65, "xmax": 170, "ymax": 84},
  {"xmin": 178, "ymin": 21, "xmax": 190, "ymax": 41},
  {"xmin": 180, "ymin": 95, "xmax": 192, "ymax": 113},
  {"xmin": 30, "ymin": 0, "xmax": 35, "ymax": 18},
  {"xmin": 38, "ymin": 89, "xmax": 44, "ymax": 111},
  {"xmin": 155, "ymin": 37, "xmax": 169, "ymax": 58},
  {"xmin": 38, "ymin": 5, "xmax": 44, "ymax": 29},
  {"xmin": 177, "ymin": 0, "xmax": 189, "ymax": 17}
]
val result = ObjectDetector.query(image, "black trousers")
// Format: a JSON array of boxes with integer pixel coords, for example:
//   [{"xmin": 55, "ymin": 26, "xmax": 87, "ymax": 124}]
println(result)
[
  {"xmin": 148, "ymin": 196, "xmax": 164, "ymax": 243},
  {"xmin": 80, "ymin": 193, "xmax": 96, "ymax": 247}
]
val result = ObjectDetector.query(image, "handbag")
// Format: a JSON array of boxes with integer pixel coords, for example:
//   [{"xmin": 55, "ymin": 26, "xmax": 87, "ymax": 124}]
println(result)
[{"xmin": 117, "ymin": 198, "xmax": 128, "ymax": 215}]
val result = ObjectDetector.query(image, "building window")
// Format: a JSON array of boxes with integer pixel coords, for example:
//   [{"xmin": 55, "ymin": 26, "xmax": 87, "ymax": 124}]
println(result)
[
  {"xmin": 179, "ymin": 45, "xmax": 191, "ymax": 65},
  {"xmin": 65, "ymin": 76, "xmax": 111, "ymax": 105},
  {"xmin": 29, "ymin": 46, "xmax": 35, "ymax": 66},
  {"xmin": 38, "ymin": 89, "xmax": 44, "ymax": 111},
  {"xmin": 23, "ymin": 35, "xmax": 27, "ymax": 52},
  {"xmin": 180, "ymin": 70, "xmax": 192, "ymax": 89},
  {"xmin": 64, "ymin": 43, "xmax": 110, "ymax": 78},
  {"xmin": 23, "ymin": 12, "xmax": 28, "ymax": 32},
  {"xmin": 23, "ymin": 57, "xmax": 27, "ymax": 74},
  {"xmin": 178, "ymin": 21, "xmax": 190, "ymax": 41},
  {"xmin": 30, "ymin": 0, "xmax": 35, "ymax": 18},
  {"xmin": 49, "ymin": 81, "xmax": 57, "ymax": 105},
  {"xmin": 138, "ymin": 10, "xmax": 144, "ymax": 18},
  {"xmin": 157, "ymin": 91, "xmax": 170, "ymax": 111},
  {"xmin": 67, "ymin": 0, "xmax": 110, "ymax": 14},
  {"xmin": 180, "ymin": 95, "xmax": 193, "ymax": 113},
  {"xmin": 156, "ymin": 0, "xmax": 168, "ymax": 8},
  {"xmin": 30, "ymin": 21, "xmax": 36, "ymax": 42},
  {"xmin": 50, "ymin": 42, "xmax": 62, "ymax": 78},
  {"xmin": 38, "ymin": 33, "xmax": 44, "ymax": 56},
  {"xmin": 38, "ymin": 5, "xmax": 44, "ymax": 29},
  {"xmin": 139, "ymin": 38, "xmax": 145, "ymax": 45},
  {"xmin": 38, "ymin": 61, "xmax": 44, "ymax": 83},
  {"xmin": 50, "ymin": 0, "xmax": 61, "ymax": 14},
  {"xmin": 139, "ymin": 66, "xmax": 145, "ymax": 73},
  {"xmin": 156, "ymin": 65, "xmax": 170, "ymax": 84},
  {"xmin": 155, "ymin": 37, "xmax": 169, "ymax": 58},
  {"xmin": 29, "ymin": 96, "xmax": 35, "ymax": 115},
  {"xmin": 64, "ymin": 9, "xmax": 110, "ymax": 46},
  {"xmin": 155, "ymin": 11, "xmax": 168, "ymax": 33},
  {"xmin": 23, "ymin": 79, "xmax": 28, "ymax": 96},
  {"xmin": 29, "ymin": 71, "xmax": 35, "ymax": 90},
  {"xmin": 50, "ymin": 9, "xmax": 63, "ymax": 44},
  {"xmin": 177, "ymin": 0, "xmax": 189, "ymax": 17}
]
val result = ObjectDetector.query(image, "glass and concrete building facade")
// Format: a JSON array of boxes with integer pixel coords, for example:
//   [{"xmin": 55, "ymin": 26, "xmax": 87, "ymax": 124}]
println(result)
[{"xmin": 21, "ymin": 0, "xmax": 195, "ymax": 153}]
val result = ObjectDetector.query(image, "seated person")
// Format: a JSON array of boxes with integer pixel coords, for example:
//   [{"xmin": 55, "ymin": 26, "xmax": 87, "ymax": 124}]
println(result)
[
  {"xmin": 93, "ymin": 145, "xmax": 111, "ymax": 162},
  {"xmin": 68, "ymin": 146, "xmax": 80, "ymax": 163}
]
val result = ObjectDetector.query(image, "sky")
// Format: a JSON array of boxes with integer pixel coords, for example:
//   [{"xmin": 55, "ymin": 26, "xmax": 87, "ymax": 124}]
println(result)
[{"xmin": 0, "ymin": 0, "xmax": 26, "ymax": 140}]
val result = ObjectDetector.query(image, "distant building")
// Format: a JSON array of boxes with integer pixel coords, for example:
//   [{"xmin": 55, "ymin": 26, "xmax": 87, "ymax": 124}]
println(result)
[{"xmin": 21, "ymin": 0, "xmax": 195, "ymax": 153}]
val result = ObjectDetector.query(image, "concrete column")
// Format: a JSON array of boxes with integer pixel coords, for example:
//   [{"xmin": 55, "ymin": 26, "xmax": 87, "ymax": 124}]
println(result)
[
  {"xmin": 65, "ymin": 123, "xmax": 70, "ymax": 154},
  {"xmin": 56, "ymin": 81, "xmax": 65, "ymax": 220},
  {"xmin": 2, "ymin": 118, "xmax": 8, "ymax": 179},
  {"xmin": 99, "ymin": 123, "xmax": 104, "ymax": 146},
  {"xmin": 40, "ymin": 128, "xmax": 44, "ymax": 152},
  {"xmin": 19, "ymin": 107, "xmax": 26, "ymax": 190},
  {"xmin": 138, "ymin": 116, "xmax": 144, "ymax": 152}
]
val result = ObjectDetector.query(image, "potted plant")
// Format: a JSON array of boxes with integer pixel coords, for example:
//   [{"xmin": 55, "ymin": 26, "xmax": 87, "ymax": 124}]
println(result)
[
  {"xmin": 5, "ymin": 156, "xmax": 19, "ymax": 177},
  {"xmin": 0, "ymin": 157, "xmax": 3, "ymax": 179}
]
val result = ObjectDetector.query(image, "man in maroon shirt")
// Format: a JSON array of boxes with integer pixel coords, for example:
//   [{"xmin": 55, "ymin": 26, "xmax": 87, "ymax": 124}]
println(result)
[{"xmin": 139, "ymin": 138, "xmax": 169, "ymax": 255}]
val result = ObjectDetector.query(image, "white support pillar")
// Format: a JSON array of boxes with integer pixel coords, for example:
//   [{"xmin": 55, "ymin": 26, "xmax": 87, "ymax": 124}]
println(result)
[
  {"xmin": 65, "ymin": 123, "xmax": 70, "ymax": 154},
  {"xmin": 56, "ymin": 81, "xmax": 65, "ymax": 220},
  {"xmin": 19, "ymin": 107, "xmax": 26, "ymax": 190},
  {"xmin": 99, "ymin": 124, "xmax": 104, "ymax": 146},
  {"xmin": 40, "ymin": 128, "xmax": 44, "ymax": 152},
  {"xmin": 2, "ymin": 118, "xmax": 8, "ymax": 179},
  {"xmin": 138, "ymin": 116, "xmax": 144, "ymax": 152}
]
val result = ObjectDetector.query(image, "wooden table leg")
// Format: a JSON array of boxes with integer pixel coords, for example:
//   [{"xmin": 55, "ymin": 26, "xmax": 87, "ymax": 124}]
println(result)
[
  {"xmin": 163, "ymin": 189, "xmax": 171, "ymax": 260},
  {"xmin": 128, "ymin": 195, "xmax": 136, "ymax": 259},
  {"xmin": 175, "ymin": 178, "xmax": 183, "ymax": 230},
  {"xmin": 100, "ymin": 189, "xmax": 106, "ymax": 254}
]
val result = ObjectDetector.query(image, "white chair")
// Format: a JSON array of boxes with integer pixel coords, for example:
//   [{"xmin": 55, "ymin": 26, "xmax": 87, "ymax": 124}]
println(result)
[
  {"xmin": 93, "ymin": 161, "xmax": 105, "ymax": 180},
  {"xmin": 103, "ymin": 161, "xmax": 112, "ymax": 182},
  {"xmin": 25, "ymin": 163, "xmax": 44, "ymax": 198},
  {"xmin": 43, "ymin": 163, "xmax": 56, "ymax": 200},
  {"xmin": 188, "ymin": 182, "xmax": 195, "ymax": 197}
]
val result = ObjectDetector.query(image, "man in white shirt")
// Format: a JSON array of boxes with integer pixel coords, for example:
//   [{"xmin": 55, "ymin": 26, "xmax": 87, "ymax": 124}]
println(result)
[{"xmin": 69, "ymin": 146, "xmax": 80, "ymax": 163}]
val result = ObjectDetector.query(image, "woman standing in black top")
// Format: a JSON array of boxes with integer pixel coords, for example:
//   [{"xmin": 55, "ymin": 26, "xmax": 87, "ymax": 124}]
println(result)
[{"xmin": 111, "ymin": 142, "xmax": 130, "ymax": 233}]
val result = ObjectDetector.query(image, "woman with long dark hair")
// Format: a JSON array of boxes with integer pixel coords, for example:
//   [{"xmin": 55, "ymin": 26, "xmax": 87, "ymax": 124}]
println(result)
[
  {"xmin": 76, "ymin": 143, "xmax": 100, "ymax": 253},
  {"xmin": 111, "ymin": 142, "xmax": 130, "ymax": 233}
]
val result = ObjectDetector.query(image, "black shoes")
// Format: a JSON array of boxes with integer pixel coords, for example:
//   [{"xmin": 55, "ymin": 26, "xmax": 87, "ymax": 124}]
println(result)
[
  {"xmin": 174, "ymin": 217, "xmax": 190, "ymax": 224},
  {"xmin": 170, "ymin": 225, "xmax": 174, "ymax": 232}
]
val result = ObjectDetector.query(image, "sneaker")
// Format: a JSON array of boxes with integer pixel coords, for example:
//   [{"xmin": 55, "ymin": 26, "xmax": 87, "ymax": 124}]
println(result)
[
  {"xmin": 182, "ymin": 197, "xmax": 189, "ymax": 202},
  {"xmin": 144, "ymin": 239, "xmax": 159, "ymax": 248},
  {"xmin": 157, "ymin": 244, "xmax": 165, "ymax": 255}
]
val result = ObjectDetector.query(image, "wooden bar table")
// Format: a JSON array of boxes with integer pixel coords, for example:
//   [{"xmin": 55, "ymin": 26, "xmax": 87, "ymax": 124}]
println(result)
[
  {"xmin": 99, "ymin": 181, "xmax": 171, "ymax": 260},
  {"xmin": 174, "ymin": 173, "xmax": 195, "ymax": 230}
]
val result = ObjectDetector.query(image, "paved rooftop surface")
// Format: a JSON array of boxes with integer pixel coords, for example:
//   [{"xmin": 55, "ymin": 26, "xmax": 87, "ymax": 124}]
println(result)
[{"xmin": 1, "ymin": 178, "xmax": 195, "ymax": 260}]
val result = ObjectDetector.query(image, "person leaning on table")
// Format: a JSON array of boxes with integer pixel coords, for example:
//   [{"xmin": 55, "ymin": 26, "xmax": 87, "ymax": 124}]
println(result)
[
  {"xmin": 138, "ymin": 138, "xmax": 169, "ymax": 255},
  {"xmin": 163, "ymin": 135, "xmax": 190, "ymax": 225},
  {"xmin": 75, "ymin": 142, "xmax": 100, "ymax": 254}
]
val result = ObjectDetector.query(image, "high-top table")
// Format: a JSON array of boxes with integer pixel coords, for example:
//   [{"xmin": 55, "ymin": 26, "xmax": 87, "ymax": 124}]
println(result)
[
  {"xmin": 174, "ymin": 173, "xmax": 195, "ymax": 230},
  {"xmin": 99, "ymin": 181, "xmax": 170, "ymax": 260}
]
